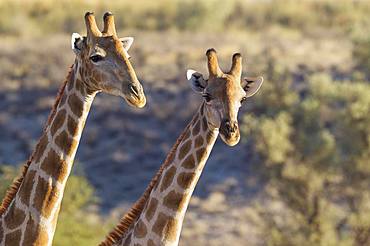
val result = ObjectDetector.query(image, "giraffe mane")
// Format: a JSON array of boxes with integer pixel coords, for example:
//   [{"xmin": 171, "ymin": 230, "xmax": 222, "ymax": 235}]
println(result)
[
  {"xmin": 100, "ymin": 119, "xmax": 195, "ymax": 246},
  {"xmin": 0, "ymin": 65, "xmax": 74, "ymax": 216}
]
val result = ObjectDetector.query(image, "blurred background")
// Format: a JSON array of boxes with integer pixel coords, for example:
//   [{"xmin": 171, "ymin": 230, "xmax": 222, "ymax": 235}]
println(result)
[{"xmin": 0, "ymin": 0, "xmax": 369, "ymax": 245}]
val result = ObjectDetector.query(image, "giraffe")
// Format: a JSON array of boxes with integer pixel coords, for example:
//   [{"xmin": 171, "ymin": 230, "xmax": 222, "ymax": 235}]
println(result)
[
  {"xmin": 100, "ymin": 48, "xmax": 263, "ymax": 246},
  {"xmin": 0, "ymin": 12, "xmax": 146, "ymax": 246}
]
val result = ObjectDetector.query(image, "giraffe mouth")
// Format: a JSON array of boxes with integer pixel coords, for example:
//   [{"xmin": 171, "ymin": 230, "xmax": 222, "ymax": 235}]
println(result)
[
  {"xmin": 124, "ymin": 93, "xmax": 146, "ymax": 108},
  {"xmin": 118, "ymin": 83, "xmax": 146, "ymax": 108},
  {"xmin": 219, "ymin": 128, "xmax": 240, "ymax": 146}
]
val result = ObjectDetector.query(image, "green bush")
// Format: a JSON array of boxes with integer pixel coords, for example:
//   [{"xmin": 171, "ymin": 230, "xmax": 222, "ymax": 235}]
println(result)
[{"xmin": 241, "ymin": 65, "xmax": 370, "ymax": 245}]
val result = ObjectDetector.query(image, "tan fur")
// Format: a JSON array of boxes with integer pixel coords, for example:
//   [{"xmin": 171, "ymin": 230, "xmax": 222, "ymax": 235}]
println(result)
[{"xmin": 0, "ymin": 66, "xmax": 72, "ymax": 216}]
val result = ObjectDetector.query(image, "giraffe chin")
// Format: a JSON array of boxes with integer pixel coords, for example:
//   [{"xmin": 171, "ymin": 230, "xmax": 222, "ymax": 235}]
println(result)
[
  {"xmin": 219, "ymin": 131, "xmax": 240, "ymax": 146},
  {"xmin": 124, "ymin": 95, "xmax": 146, "ymax": 108}
]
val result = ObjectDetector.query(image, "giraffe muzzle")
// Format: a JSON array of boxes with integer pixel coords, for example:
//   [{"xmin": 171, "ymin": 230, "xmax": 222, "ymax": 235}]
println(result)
[
  {"xmin": 124, "ymin": 83, "xmax": 146, "ymax": 108},
  {"xmin": 129, "ymin": 84, "xmax": 140, "ymax": 97},
  {"xmin": 220, "ymin": 119, "xmax": 240, "ymax": 146}
]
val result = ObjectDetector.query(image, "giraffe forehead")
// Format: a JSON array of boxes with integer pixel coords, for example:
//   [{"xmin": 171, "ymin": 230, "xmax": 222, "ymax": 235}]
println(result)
[
  {"xmin": 96, "ymin": 37, "xmax": 125, "ymax": 54},
  {"xmin": 85, "ymin": 37, "xmax": 122, "ymax": 57},
  {"xmin": 208, "ymin": 77, "xmax": 244, "ymax": 100}
]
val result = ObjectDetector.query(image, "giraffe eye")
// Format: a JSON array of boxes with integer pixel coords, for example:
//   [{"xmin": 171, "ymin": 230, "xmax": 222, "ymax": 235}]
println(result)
[
  {"xmin": 240, "ymin": 96, "xmax": 247, "ymax": 104},
  {"xmin": 90, "ymin": 54, "xmax": 103, "ymax": 63}
]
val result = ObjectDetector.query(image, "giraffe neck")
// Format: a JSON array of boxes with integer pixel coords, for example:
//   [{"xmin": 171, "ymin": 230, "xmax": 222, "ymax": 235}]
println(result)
[
  {"xmin": 119, "ymin": 103, "xmax": 218, "ymax": 246},
  {"xmin": 0, "ymin": 62, "xmax": 97, "ymax": 246}
]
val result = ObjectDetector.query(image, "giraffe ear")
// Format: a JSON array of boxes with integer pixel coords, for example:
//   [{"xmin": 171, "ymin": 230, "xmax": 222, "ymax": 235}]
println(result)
[
  {"xmin": 120, "ymin": 37, "xmax": 134, "ymax": 51},
  {"xmin": 71, "ymin": 33, "xmax": 84, "ymax": 54},
  {"xmin": 187, "ymin": 69, "xmax": 207, "ymax": 93},
  {"xmin": 241, "ymin": 76, "xmax": 264, "ymax": 98}
]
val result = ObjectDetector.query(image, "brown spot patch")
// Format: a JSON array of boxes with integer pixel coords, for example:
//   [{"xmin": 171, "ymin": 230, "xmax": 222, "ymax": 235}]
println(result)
[
  {"xmin": 160, "ymin": 166, "xmax": 176, "ymax": 192},
  {"xmin": 196, "ymin": 147, "xmax": 207, "ymax": 162},
  {"xmin": 23, "ymin": 216, "xmax": 38, "ymax": 245},
  {"xmin": 59, "ymin": 93, "xmax": 68, "ymax": 107},
  {"xmin": 122, "ymin": 232, "xmax": 132, "ymax": 246},
  {"xmin": 163, "ymin": 190, "xmax": 185, "ymax": 211},
  {"xmin": 145, "ymin": 198, "xmax": 158, "ymax": 221},
  {"xmin": 51, "ymin": 109, "xmax": 66, "ymax": 136},
  {"xmin": 194, "ymin": 135, "xmax": 204, "ymax": 148},
  {"xmin": 152, "ymin": 212, "xmax": 168, "ymax": 237},
  {"xmin": 202, "ymin": 116, "xmax": 208, "ymax": 131},
  {"xmin": 151, "ymin": 212, "xmax": 178, "ymax": 242},
  {"xmin": 67, "ymin": 93, "xmax": 83, "ymax": 118},
  {"xmin": 177, "ymin": 172, "xmax": 196, "ymax": 189},
  {"xmin": 4, "ymin": 202, "xmax": 26, "ymax": 230},
  {"xmin": 183, "ymin": 128, "xmax": 191, "ymax": 141},
  {"xmin": 67, "ymin": 75, "xmax": 75, "ymax": 91},
  {"xmin": 75, "ymin": 79, "xmax": 85, "ymax": 94},
  {"xmin": 148, "ymin": 239, "xmax": 155, "ymax": 246},
  {"xmin": 192, "ymin": 113, "xmax": 199, "ymax": 125},
  {"xmin": 33, "ymin": 176, "xmax": 59, "ymax": 218},
  {"xmin": 34, "ymin": 134, "xmax": 48, "ymax": 163},
  {"xmin": 40, "ymin": 149, "xmax": 68, "ymax": 182},
  {"xmin": 178, "ymin": 140, "xmax": 192, "ymax": 160},
  {"xmin": 4, "ymin": 229, "xmax": 21, "ymax": 246},
  {"xmin": 192, "ymin": 120, "xmax": 201, "ymax": 136},
  {"xmin": 19, "ymin": 170, "xmax": 36, "ymax": 206},
  {"xmin": 134, "ymin": 220, "xmax": 147, "ymax": 238},
  {"xmin": 54, "ymin": 130, "xmax": 78, "ymax": 156},
  {"xmin": 181, "ymin": 154, "xmax": 195, "ymax": 169},
  {"xmin": 67, "ymin": 115, "xmax": 78, "ymax": 136},
  {"xmin": 0, "ymin": 221, "xmax": 3, "ymax": 243}
]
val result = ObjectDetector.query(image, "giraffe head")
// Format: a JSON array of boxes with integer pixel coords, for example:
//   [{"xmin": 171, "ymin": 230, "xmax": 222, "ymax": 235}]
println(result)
[
  {"xmin": 71, "ymin": 12, "xmax": 146, "ymax": 108},
  {"xmin": 187, "ymin": 48, "xmax": 263, "ymax": 146}
]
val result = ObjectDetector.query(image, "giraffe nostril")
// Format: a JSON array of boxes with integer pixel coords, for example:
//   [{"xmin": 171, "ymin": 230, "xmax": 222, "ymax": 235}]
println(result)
[
  {"xmin": 225, "ymin": 122, "xmax": 231, "ymax": 131},
  {"xmin": 223, "ymin": 120, "xmax": 232, "ymax": 132},
  {"xmin": 223, "ymin": 119, "xmax": 238, "ymax": 134},
  {"xmin": 232, "ymin": 123, "xmax": 238, "ymax": 133},
  {"xmin": 129, "ymin": 84, "xmax": 140, "ymax": 97}
]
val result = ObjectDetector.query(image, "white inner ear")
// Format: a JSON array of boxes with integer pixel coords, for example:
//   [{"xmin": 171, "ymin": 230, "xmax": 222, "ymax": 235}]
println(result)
[
  {"xmin": 186, "ymin": 69, "xmax": 206, "ymax": 93},
  {"xmin": 186, "ymin": 69, "xmax": 197, "ymax": 81},
  {"xmin": 244, "ymin": 76, "xmax": 264, "ymax": 97},
  {"xmin": 71, "ymin": 33, "xmax": 82, "ymax": 50},
  {"xmin": 120, "ymin": 37, "xmax": 134, "ymax": 51}
]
